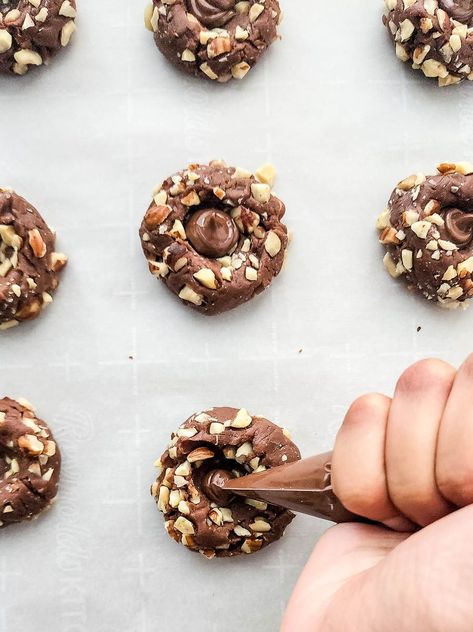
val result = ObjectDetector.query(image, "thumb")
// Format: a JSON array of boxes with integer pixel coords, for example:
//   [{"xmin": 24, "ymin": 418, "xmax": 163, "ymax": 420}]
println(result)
[
  {"xmin": 284, "ymin": 506, "xmax": 473, "ymax": 632},
  {"xmin": 281, "ymin": 523, "xmax": 407, "ymax": 632}
]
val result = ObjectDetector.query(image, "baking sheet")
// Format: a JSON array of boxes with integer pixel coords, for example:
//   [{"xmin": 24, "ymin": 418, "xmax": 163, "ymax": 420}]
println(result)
[{"xmin": 1, "ymin": 1, "xmax": 473, "ymax": 630}]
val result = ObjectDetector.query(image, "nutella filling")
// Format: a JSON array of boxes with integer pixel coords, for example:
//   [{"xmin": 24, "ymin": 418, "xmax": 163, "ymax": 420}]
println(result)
[
  {"xmin": 186, "ymin": 208, "xmax": 239, "ymax": 258},
  {"xmin": 444, "ymin": 208, "xmax": 473, "ymax": 246},
  {"xmin": 186, "ymin": 0, "xmax": 236, "ymax": 28},
  {"xmin": 439, "ymin": 0, "xmax": 473, "ymax": 22},
  {"xmin": 202, "ymin": 469, "xmax": 235, "ymax": 505}
]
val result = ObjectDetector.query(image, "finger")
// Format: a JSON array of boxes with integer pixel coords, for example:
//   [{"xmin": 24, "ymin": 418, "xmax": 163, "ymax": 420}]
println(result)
[
  {"xmin": 385, "ymin": 359, "xmax": 456, "ymax": 526},
  {"xmin": 437, "ymin": 353, "xmax": 473, "ymax": 507},
  {"xmin": 281, "ymin": 523, "xmax": 407, "ymax": 632},
  {"xmin": 332, "ymin": 393, "xmax": 413, "ymax": 530}
]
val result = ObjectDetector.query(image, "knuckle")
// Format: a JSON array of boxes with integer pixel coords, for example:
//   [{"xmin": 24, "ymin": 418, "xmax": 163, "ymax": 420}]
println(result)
[
  {"xmin": 396, "ymin": 359, "xmax": 453, "ymax": 395},
  {"xmin": 337, "ymin": 484, "xmax": 384, "ymax": 518},
  {"xmin": 344, "ymin": 393, "xmax": 388, "ymax": 426},
  {"xmin": 459, "ymin": 353, "xmax": 473, "ymax": 380},
  {"xmin": 437, "ymin": 468, "xmax": 473, "ymax": 506}
]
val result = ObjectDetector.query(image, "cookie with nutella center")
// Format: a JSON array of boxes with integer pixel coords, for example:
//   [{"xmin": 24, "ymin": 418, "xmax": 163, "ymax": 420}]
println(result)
[
  {"xmin": 377, "ymin": 162, "xmax": 473, "ymax": 308},
  {"xmin": 0, "ymin": 189, "xmax": 68, "ymax": 330},
  {"xmin": 152, "ymin": 407, "xmax": 300, "ymax": 558},
  {"xmin": 139, "ymin": 161, "xmax": 287, "ymax": 315},
  {"xmin": 144, "ymin": 0, "xmax": 282, "ymax": 83},
  {"xmin": 0, "ymin": 397, "xmax": 61, "ymax": 528},
  {"xmin": 0, "ymin": 1, "xmax": 77, "ymax": 76},
  {"xmin": 383, "ymin": 0, "xmax": 473, "ymax": 86}
]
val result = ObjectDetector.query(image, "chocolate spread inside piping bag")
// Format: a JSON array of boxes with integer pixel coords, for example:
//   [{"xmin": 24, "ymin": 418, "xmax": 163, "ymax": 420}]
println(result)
[{"xmin": 203, "ymin": 452, "xmax": 371, "ymax": 523}]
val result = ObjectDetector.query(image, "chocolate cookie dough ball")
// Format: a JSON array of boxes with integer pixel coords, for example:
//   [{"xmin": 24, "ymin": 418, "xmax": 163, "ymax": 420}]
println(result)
[
  {"xmin": 152, "ymin": 407, "xmax": 300, "ymax": 558},
  {"xmin": 377, "ymin": 162, "xmax": 473, "ymax": 308},
  {"xmin": 383, "ymin": 0, "xmax": 473, "ymax": 86},
  {"xmin": 139, "ymin": 161, "xmax": 288, "ymax": 315},
  {"xmin": 0, "ymin": 397, "xmax": 61, "ymax": 528},
  {"xmin": 144, "ymin": 0, "xmax": 282, "ymax": 82},
  {"xmin": 0, "ymin": 189, "xmax": 68, "ymax": 330},
  {"xmin": 0, "ymin": 1, "xmax": 77, "ymax": 76}
]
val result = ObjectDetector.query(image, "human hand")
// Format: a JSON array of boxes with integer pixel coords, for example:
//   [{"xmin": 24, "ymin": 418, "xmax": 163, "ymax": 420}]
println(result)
[{"xmin": 281, "ymin": 355, "xmax": 473, "ymax": 632}]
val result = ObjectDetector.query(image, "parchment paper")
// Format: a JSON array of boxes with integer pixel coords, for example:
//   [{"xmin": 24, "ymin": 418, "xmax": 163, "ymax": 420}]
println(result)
[{"xmin": 1, "ymin": 1, "xmax": 472, "ymax": 630}]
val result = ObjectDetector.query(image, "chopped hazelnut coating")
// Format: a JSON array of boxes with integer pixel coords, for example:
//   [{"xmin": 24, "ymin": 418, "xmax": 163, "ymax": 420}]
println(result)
[
  {"xmin": 0, "ymin": 397, "xmax": 61, "ymax": 528},
  {"xmin": 383, "ymin": 0, "xmax": 473, "ymax": 87},
  {"xmin": 0, "ymin": 189, "xmax": 67, "ymax": 329},
  {"xmin": 0, "ymin": 0, "xmax": 77, "ymax": 75}
]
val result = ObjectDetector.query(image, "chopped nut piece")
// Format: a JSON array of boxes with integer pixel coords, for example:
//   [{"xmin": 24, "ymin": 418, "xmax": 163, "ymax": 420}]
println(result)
[
  {"xmin": 410, "ymin": 221, "xmax": 431, "ymax": 239},
  {"xmin": 235, "ymin": 441, "xmax": 253, "ymax": 463},
  {"xmin": 181, "ymin": 191, "xmax": 201, "ymax": 207},
  {"xmin": 178, "ymin": 285, "xmax": 203, "ymax": 306},
  {"xmin": 157, "ymin": 485, "xmax": 170, "ymax": 512},
  {"xmin": 265, "ymin": 231, "xmax": 282, "ymax": 257},
  {"xmin": 209, "ymin": 422, "xmax": 225, "ymax": 435},
  {"xmin": 145, "ymin": 205, "xmax": 172, "ymax": 228},
  {"xmin": 230, "ymin": 408, "xmax": 252, "ymax": 429},
  {"xmin": 438, "ymin": 162, "xmax": 473, "ymax": 176},
  {"xmin": 175, "ymin": 461, "xmax": 191, "ymax": 476},
  {"xmin": 234, "ymin": 525, "xmax": 251, "ymax": 537},
  {"xmin": 18, "ymin": 434, "xmax": 44, "ymax": 456},
  {"xmin": 194, "ymin": 268, "xmax": 217, "ymax": 289},
  {"xmin": 376, "ymin": 208, "xmax": 391, "ymax": 230},
  {"xmin": 255, "ymin": 164, "xmax": 276, "ymax": 187},
  {"xmin": 249, "ymin": 3, "xmax": 264, "ymax": 22},
  {"xmin": 379, "ymin": 227, "xmax": 400, "ymax": 245},
  {"xmin": 249, "ymin": 518, "xmax": 271, "ymax": 532},
  {"xmin": 241, "ymin": 539, "xmax": 263, "ymax": 554},
  {"xmin": 207, "ymin": 37, "xmax": 231, "ymax": 58},
  {"xmin": 28, "ymin": 229, "xmax": 47, "ymax": 258},
  {"xmin": 187, "ymin": 447, "xmax": 214, "ymax": 463},
  {"xmin": 251, "ymin": 182, "xmax": 271, "ymax": 203},
  {"xmin": 174, "ymin": 516, "xmax": 195, "ymax": 535},
  {"xmin": 181, "ymin": 48, "xmax": 196, "ymax": 62}
]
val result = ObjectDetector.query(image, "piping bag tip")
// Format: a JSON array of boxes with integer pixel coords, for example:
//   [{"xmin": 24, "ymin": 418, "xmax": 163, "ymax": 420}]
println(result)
[{"xmin": 203, "ymin": 453, "xmax": 365, "ymax": 523}]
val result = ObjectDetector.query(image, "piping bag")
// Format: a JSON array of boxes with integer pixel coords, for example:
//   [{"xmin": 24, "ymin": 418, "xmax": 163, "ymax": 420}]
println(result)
[{"xmin": 204, "ymin": 452, "xmax": 367, "ymax": 523}]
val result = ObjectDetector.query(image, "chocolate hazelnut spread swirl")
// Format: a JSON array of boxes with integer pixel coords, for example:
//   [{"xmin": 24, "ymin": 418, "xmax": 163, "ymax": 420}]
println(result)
[
  {"xmin": 187, "ymin": 0, "xmax": 236, "ymax": 27},
  {"xmin": 444, "ymin": 209, "xmax": 473, "ymax": 246},
  {"xmin": 186, "ymin": 209, "xmax": 239, "ymax": 258},
  {"xmin": 439, "ymin": 0, "xmax": 473, "ymax": 23}
]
